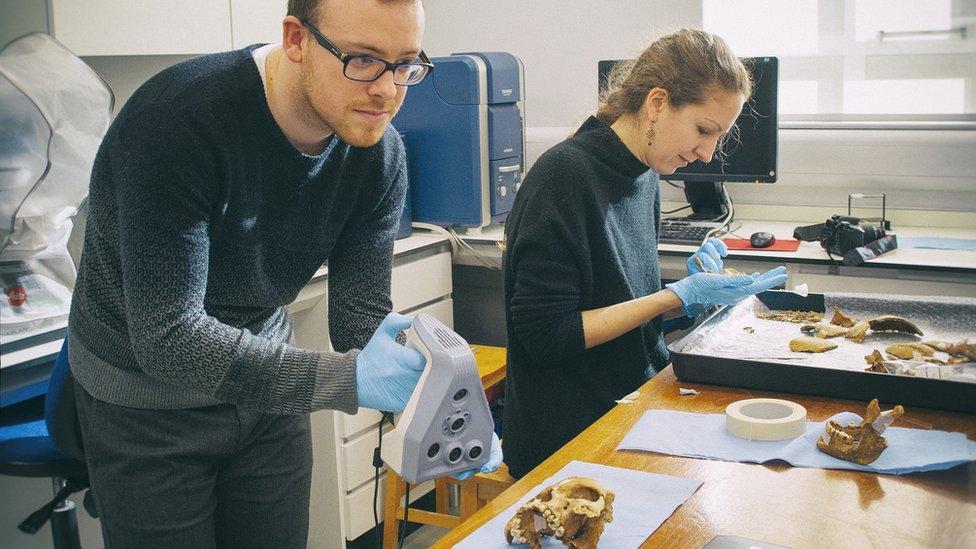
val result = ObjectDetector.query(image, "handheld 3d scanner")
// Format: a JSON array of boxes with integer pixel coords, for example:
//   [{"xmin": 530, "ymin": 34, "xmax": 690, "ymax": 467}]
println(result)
[{"xmin": 381, "ymin": 314, "xmax": 493, "ymax": 484}]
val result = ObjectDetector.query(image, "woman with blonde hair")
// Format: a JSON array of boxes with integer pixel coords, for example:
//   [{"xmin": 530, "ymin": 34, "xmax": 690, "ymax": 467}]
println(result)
[{"xmin": 501, "ymin": 28, "xmax": 787, "ymax": 478}]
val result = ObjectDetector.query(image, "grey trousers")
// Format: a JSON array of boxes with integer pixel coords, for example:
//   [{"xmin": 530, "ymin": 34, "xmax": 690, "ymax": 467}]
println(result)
[{"xmin": 74, "ymin": 383, "xmax": 312, "ymax": 549}]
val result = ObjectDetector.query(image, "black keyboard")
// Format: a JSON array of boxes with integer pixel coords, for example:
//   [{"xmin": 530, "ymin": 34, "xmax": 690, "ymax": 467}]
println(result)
[{"xmin": 658, "ymin": 220, "xmax": 717, "ymax": 245}]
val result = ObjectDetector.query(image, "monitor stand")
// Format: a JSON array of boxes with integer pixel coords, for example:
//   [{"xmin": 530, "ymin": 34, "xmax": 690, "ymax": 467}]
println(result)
[{"xmin": 680, "ymin": 180, "xmax": 729, "ymax": 221}]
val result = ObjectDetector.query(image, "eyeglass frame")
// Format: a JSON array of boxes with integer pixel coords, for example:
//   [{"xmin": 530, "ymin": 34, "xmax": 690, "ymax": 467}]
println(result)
[{"xmin": 300, "ymin": 18, "xmax": 434, "ymax": 86}]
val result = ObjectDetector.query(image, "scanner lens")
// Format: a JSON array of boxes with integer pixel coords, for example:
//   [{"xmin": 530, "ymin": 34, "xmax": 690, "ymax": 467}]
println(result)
[
  {"xmin": 451, "ymin": 417, "xmax": 465, "ymax": 432},
  {"xmin": 468, "ymin": 445, "xmax": 482, "ymax": 460},
  {"xmin": 448, "ymin": 448, "xmax": 462, "ymax": 463},
  {"xmin": 453, "ymin": 389, "xmax": 467, "ymax": 401},
  {"xmin": 427, "ymin": 443, "xmax": 440, "ymax": 459}
]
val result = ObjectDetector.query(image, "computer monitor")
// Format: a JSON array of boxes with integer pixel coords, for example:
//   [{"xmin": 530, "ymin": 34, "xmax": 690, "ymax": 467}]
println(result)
[{"xmin": 598, "ymin": 57, "xmax": 778, "ymax": 220}]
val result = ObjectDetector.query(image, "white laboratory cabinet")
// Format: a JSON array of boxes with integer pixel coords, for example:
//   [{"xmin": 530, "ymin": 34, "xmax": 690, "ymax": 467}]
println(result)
[
  {"xmin": 287, "ymin": 234, "xmax": 453, "ymax": 546},
  {"xmin": 46, "ymin": 0, "xmax": 288, "ymax": 56}
]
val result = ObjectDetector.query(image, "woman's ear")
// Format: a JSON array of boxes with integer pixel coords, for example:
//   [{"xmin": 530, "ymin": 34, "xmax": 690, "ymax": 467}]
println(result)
[{"xmin": 644, "ymin": 87, "xmax": 668, "ymax": 123}]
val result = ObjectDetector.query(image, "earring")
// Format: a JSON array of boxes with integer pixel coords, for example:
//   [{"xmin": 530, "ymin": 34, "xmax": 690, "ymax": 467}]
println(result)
[{"xmin": 645, "ymin": 124, "xmax": 656, "ymax": 146}]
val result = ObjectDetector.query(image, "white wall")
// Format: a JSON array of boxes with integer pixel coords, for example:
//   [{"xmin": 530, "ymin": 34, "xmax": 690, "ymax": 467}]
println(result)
[
  {"xmin": 424, "ymin": 1, "xmax": 976, "ymax": 219},
  {"xmin": 0, "ymin": 0, "xmax": 48, "ymax": 46},
  {"xmin": 422, "ymin": 0, "xmax": 702, "ymax": 127},
  {"xmin": 82, "ymin": 55, "xmax": 196, "ymax": 117}
]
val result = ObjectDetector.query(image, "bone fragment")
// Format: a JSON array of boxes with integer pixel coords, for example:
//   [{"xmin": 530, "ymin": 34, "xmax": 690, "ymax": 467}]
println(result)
[
  {"xmin": 924, "ymin": 340, "xmax": 953, "ymax": 353},
  {"xmin": 790, "ymin": 337, "xmax": 838, "ymax": 353},
  {"xmin": 504, "ymin": 477, "xmax": 614, "ymax": 549},
  {"xmin": 947, "ymin": 339, "xmax": 976, "ymax": 360},
  {"xmin": 757, "ymin": 310, "xmax": 824, "ymax": 324},
  {"xmin": 817, "ymin": 399, "xmax": 904, "ymax": 465},
  {"xmin": 886, "ymin": 343, "xmax": 935, "ymax": 360},
  {"xmin": 830, "ymin": 307, "xmax": 856, "ymax": 328},
  {"xmin": 864, "ymin": 350, "xmax": 886, "ymax": 372},
  {"xmin": 866, "ymin": 315, "xmax": 923, "ymax": 336},
  {"xmin": 845, "ymin": 321, "xmax": 870, "ymax": 343}
]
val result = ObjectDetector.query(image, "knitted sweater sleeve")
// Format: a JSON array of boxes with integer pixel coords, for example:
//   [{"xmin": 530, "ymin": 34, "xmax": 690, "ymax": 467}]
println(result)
[
  {"xmin": 112, "ymin": 114, "xmax": 358, "ymax": 415},
  {"xmin": 327, "ymin": 146, "xmax": 406, "ymax": 353}
]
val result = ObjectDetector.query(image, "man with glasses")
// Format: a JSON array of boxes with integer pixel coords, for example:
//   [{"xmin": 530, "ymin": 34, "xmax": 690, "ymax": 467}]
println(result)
[{"xmin": 68, "ymin": 0, "xmax": 499, "ymax": 546}]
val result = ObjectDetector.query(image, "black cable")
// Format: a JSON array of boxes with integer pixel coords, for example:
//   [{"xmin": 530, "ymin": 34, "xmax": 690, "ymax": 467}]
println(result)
[
  {"xmin": 661, "ymin": 204, "xmax": 692, "ymax": 215},
  {"xmin": 373, "ymin": 412, "xmax": 395, "ymax": 548},
  {"xmin": 398, "ymin": 482, "xmax": 411, "ymax": 549},
  {"xmin": 709, "ymin": 183, "xmax": 735, "ymax": 225}
]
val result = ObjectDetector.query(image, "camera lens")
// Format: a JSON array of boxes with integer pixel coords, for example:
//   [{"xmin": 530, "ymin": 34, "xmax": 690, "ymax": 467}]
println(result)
[
  {"xmin": 863, "ymin": 225, "xmax": 885, "ymax": 241},
  {"xmin": 427, "ymin": 443, "xmax": 440, "ymax": 459},
  {"xmin": 453, "ymin": 389, "xmax": 467, "ymax": 401},
  {"xmin": 448, "ymin": 447, "xmax": 462, "ymax": 463},
  {"xmin": 468, "ymin": 445, "xmax": 482, "ymax": 460},
  {"xmin": 451, "ymin": 417, "xmax": 465, "ymax": 432}
]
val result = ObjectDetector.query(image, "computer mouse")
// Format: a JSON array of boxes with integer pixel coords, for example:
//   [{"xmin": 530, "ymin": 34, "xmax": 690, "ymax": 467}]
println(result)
[{"xmin": 750, "ymin": 232, "xmax": 776, "ymax": 248}]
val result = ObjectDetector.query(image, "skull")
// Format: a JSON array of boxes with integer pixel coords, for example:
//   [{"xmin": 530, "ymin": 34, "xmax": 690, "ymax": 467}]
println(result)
[
  {"xmin": 816, "ymin": 399, "xmax": 904, "ymax": 465},
  {"xmin": 504, "ymin": 476, "xmax": 614, "ymax": 549}
]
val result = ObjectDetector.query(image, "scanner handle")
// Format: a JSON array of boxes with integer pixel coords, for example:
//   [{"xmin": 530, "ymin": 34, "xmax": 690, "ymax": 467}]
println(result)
[{"xmin": 405, "ymin": 328, "xmax": 433, "ymax": 370}]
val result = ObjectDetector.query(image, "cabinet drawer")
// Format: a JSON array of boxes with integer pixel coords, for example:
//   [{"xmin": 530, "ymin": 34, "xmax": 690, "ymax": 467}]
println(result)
[
  {"xmin": 341, "ymin": 424, "xmax": 391, "ymax": 492},
  {"xmin": 337, "ymin": 298, "xmax": 454, "ymax": 438},
  {"xmin": 391, "ymin": 251, "xmax": 451, "ymax": 312},
  {"xmin": 287, "ymin": 277, "xmax": 328, "ymax": 314},
  {"xmin": 340, "ymin": 409, "xmax": 382, "ymax": 441},
  {"xmin": 410, "ymin": 297, "xmax": 454, "ymax": 326},
  {"xmin": 344, "ymin": 476, "xmax": 433, "ymax": 541}
]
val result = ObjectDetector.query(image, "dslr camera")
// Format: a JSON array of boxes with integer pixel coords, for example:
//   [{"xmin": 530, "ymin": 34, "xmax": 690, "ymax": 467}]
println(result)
[{"xmin": 819, "ymin": 214, "xmax": 886, "ymax": 256}]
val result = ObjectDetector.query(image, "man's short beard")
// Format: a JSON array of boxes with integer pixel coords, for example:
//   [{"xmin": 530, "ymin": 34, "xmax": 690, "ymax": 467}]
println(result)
[
  {"xmin": 299, "ymin": 58, "xmax": 334, "ymax": 135},
  {"xmin": 299, "ymin": 59, "xmax": 390, "ymax": 149}
]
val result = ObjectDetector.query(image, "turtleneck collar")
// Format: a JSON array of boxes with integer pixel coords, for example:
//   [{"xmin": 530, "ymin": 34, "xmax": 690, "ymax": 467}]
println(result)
[{"xmin": 571, "ymin": 116, "xmax": 651, "ymax": 180}]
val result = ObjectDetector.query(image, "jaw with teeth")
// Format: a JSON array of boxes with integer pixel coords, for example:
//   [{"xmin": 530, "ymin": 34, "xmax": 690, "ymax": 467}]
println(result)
[{"xmin": 816, "ymin": 399, "xmax": 904, "ymax": 465}]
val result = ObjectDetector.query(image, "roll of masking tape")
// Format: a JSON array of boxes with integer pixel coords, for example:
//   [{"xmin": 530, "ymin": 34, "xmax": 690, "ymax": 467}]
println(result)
[{"xmin": 725, "ymin": 398, "xmax": 807, "ymax": 441}]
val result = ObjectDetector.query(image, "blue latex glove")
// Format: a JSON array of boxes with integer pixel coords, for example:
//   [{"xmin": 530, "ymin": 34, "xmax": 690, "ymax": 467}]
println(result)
[
  {"xmin": 687, "ymin": 237, "xmax": 728, "ymax": 275},
  {"xmin": 452, "ymin": 432, "xmax": 503, "ymax": 481},
  {"xmin": 355, "ymin": 312, "xmax": 427, "ymax": 412},
  {"xmin": 666, "ymin": 266, "xmax": 788, "ymax": 316}
]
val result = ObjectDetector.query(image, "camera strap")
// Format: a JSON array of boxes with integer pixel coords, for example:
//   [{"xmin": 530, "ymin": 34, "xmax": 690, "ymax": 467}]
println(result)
[
  {"xmin": 841, "ymin": 235, "xmax": 898, "ymax": 266},
  {"xmin": 793, "ymin": 223, "xmax": 825, "ymax": 242}
]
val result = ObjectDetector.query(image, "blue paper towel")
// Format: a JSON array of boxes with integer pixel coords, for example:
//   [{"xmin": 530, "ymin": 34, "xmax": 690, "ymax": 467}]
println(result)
[{"xmin": 617, "ymin": 410, "xmax": 976, "ymax": 475}]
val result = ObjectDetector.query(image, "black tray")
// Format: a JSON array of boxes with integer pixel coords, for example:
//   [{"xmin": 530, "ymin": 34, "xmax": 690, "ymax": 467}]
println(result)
[{"xmin": 670, "ymin": 291, "xmax": 976, "ymax": 414}]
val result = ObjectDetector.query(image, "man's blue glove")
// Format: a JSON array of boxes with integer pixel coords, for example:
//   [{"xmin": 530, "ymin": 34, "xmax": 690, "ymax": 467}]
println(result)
[
  {"xmin": 355, "ymin": 312, "xmax": 427, "ymax": 412},
  {"xmin": 666, "ymin": 266, "xmax": 788, "ymax": 316},
  {"xmin": 451, "ymin": 432, "xmax": 503, "ymax": 481},
  {"xmin": 687, "ymin": 237, "xmax": 728, "ymax": 275}
]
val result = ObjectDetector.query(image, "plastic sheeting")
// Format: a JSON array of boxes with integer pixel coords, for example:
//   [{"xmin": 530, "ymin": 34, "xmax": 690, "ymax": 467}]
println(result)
[{"xmin": 0, "ymin": 33, "xmax": 112, "ymax": 339}]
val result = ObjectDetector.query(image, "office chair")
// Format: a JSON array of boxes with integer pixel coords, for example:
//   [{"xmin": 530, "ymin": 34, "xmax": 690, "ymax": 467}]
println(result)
[{"xmin": 0, "ymin": 339, "xmax": 96, "ymax": 549}]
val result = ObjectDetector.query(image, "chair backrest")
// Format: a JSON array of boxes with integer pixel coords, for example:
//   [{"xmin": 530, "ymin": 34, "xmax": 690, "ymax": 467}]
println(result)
[{"xmin": 43, "ymin": 338, "xmax": 85, "ymax": 460}]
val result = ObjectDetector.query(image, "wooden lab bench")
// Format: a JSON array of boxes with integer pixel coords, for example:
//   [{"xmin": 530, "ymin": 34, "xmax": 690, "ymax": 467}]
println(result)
[{"xmin": 434, "ymin": 366, "xmax": 976, "ymax": 548}]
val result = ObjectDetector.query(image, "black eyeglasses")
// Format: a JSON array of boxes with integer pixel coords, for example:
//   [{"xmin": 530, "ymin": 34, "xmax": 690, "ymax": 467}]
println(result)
[{"xmin": 301, "ymin": 19, "xmax": 434, "ymax": 86}]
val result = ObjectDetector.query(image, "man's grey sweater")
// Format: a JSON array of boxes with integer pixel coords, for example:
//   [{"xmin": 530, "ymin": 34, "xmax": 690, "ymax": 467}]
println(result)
[{"xmin": 68, "ymin": 46, "xmax": 406, "ymax": 415}]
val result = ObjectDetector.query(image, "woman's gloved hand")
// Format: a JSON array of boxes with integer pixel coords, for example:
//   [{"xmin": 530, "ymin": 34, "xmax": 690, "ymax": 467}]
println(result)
[
  {"xmin": 451, "ymin": 432, "xmax": 503, "ymax": 481},
  {"xmin": 355, "ymin": 312, "xmax": 427, "ymax": 412},
  {"xmin": 687, "ymin": 237, "xmax": 728, "ymax": 274},
  {"xmin": 666, "ymin": 266, "xmax": 788, "ymax": 316}
]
